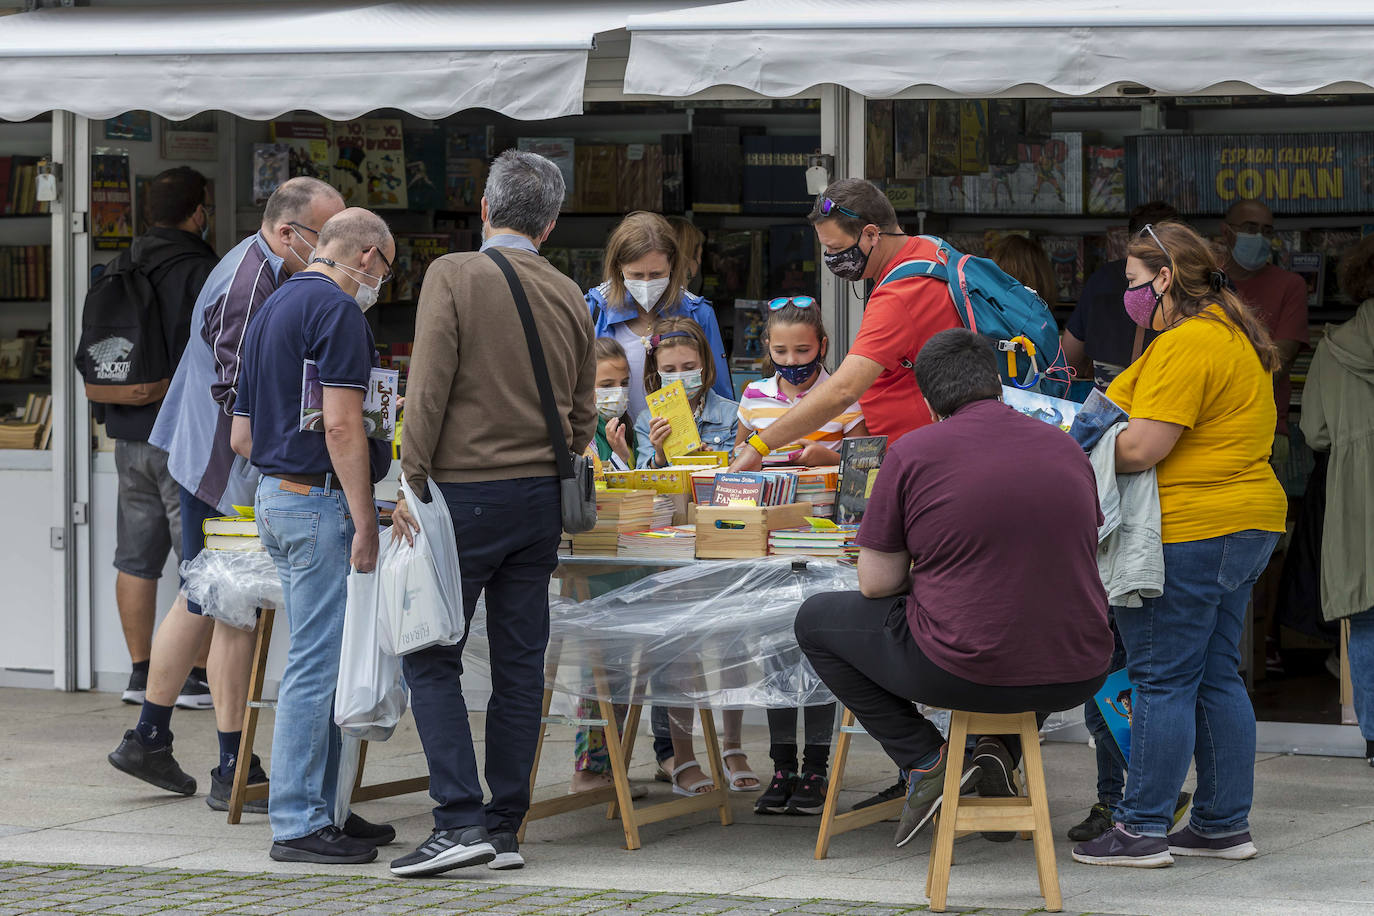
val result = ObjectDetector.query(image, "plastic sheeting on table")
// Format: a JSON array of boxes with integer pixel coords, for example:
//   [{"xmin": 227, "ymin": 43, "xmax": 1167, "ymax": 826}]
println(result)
[
  {"xmin": 180, "ymin": 549, "xmax": 281, "ymax": 631},
  {"xmin": 462, "ymin": 557, "xmax": 854, "ymax": 709}
]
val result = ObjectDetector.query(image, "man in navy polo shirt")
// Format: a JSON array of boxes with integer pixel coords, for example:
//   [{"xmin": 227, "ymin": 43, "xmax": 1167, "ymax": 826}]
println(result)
[{"xmin": 230, "ymin": 208, "xmax": 395, "ymax": 865}]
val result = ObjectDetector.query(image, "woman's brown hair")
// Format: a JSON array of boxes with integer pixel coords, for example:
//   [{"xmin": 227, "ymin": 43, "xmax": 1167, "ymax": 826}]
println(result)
[
  {"xmin": 601, "ymin": 211, "xmax": 690, "ymax": 312},
  {"xmin": 1338, "ymin": 234, "xmax": 1374, "ymax": 304},
  {"xmin": 643, "ymin": 316, "xmax": 715, "ymax": 399},
  {"xmin": 761, "ymin": 303, "xmax": 830, "ymax": 377},
  {"xmin": 594, "ymin": 336, "xmax": 628, "ymax": 364},
  {"xmin": 989, "ymin": 235, "xmax": 1058, "ymax": 307},
  {"xmin": 1127, "ymin": 220, "xmax": 1280, "ymax": 372},
  {"xmin": 666, "ymin": 216, "xmax": 705, "ymax": 271}
]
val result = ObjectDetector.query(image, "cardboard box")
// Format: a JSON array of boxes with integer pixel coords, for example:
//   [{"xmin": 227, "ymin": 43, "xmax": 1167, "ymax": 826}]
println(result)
[{"xmin": 694, "ymin": 502, "xmax": 813, "ymax": 559}]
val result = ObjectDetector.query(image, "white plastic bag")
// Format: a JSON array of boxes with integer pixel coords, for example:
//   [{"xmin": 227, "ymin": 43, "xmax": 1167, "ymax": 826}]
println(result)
[
  {"xmin": 377, "ymin": 475, "xmax": 465, "ymax": 656},
  {"xmin": 334, "ymin": 566, "xmax": 407, "ymax": 742}
]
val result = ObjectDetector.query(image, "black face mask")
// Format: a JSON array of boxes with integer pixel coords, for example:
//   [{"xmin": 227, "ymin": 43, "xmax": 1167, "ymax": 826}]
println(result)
[{"xmin": 823, "ymin": 236, "xmax": 871, "ymax": 281}]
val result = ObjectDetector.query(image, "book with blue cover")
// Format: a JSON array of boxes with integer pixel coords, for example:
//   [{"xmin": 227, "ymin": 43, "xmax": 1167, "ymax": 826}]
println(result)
[{"xmin": 1092, "ymin": 668, "xmax": 1134, "ymax": 764}]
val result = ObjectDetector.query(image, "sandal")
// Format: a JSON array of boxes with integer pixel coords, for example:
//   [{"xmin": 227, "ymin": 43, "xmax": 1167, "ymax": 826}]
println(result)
[
  {"xmin": 670, "ymin": 759, "xmax": 716, "ymax": 797},
  {"xmin": 722, "ymin": 748, "xmax": 761, "ymax": 792}
]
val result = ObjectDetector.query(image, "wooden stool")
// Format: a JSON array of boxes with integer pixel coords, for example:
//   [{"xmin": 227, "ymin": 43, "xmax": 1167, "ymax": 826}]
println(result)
[
  {"xmin": 226, "ymin": 605, "xmax": 429, "ymax": 823},
  {"xmin": 925, "ymin": 710, "xmax": 1060, "ymax": 913},
  {"xmin": 813, "ymin": 707, "xmax": 905, "ymax": 859}
]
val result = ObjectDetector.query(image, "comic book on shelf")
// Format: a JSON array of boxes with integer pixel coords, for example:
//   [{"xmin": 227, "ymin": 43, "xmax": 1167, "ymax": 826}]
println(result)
[
  {"xmin": 1290, "ymin": 252, "xmax": 1325, "ymax": 309},
  {"xmin": 403, "ymin": 125, "xmax": 447, "ymax": 211},
  {"xmin": 1041, "ymin": 235, "xmax": 1086, "ymax": 303},
  {"xmin": 1086, "ymin": 146, "xmax": 1126, "ymax": 215},
  {"xmin": 892, "ymin": 100, "xmax": 929, "ymax": 180},
  {"xmin": 930, "ymin": 132, "xmax": 1083, "ymax": 215},
  {"xmin": 390, "ymin": 233, "xmax": 452, "ymax": 303},
  {"xmin": 865, "ymin": 100, "xmax": 893, "ymax": 179},
  {"xmin": 332, "ymin": 122, "xmax": 368, "ymax": 206},
  {"xmin": 364, "ymin": 119, "xmax": 407, "ymax": 209},
  {"xmin": 927, "ymin": 101, "xmax": 962, "ymax": 177},
  {"xmin": 270, "ymin": 120, "xmax": 332, "ymax": 182},
  {"xmin": 92, "ymin": 153, "xmax": 133, "ymax": 250}
]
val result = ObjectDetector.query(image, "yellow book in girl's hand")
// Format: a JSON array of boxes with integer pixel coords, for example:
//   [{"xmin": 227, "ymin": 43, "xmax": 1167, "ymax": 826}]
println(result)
[{"xmin": 646, "ymin": 379, "xmax": 702, "ymax": 458}]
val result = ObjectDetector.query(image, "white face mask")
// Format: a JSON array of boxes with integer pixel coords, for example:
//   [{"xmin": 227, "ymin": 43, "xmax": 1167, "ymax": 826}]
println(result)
[
  {"xmin": 315, "ymin": 258, "xmax": 384, "ymax": 312},
  {"xmin": 659, "ymin": 368, "xmax": 704, "ymax": 400},
  {"xmin": 625, "ymin": 277, "xmax": 670, "ymax": 310},
  {"xmin": 288, "ymin": 226, "xmax": 316, "ymax": 269},
  {"xmin": 595, "ymin": 386, "xmax": 630, "ymax": 421}
]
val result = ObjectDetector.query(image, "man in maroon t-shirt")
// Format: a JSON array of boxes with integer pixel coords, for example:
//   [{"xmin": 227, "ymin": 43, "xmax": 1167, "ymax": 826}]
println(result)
[{"xmin": 796, "ymin": 329, "xmax": 1113, "ymax": 848}]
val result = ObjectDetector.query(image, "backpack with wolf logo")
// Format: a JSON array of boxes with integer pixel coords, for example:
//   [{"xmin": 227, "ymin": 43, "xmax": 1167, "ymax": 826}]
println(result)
[
  {"xmin": 76, "ymin": 252, "xmax": 178, "ymax": 405},
  {"xmin": 877, "ymin": 235, "xmax": 1072, "ymax": 397}
]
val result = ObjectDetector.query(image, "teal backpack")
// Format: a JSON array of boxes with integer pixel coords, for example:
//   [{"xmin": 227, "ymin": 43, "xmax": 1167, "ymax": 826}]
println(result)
[{"xmin": 877, "ymin": 235, "xmax": 1070, "ymax": 397}]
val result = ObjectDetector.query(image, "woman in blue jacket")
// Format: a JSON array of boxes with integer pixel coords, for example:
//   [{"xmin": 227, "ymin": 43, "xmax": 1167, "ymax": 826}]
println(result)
[{"xmin": 586, "ymin": 211, "xmax": 732, "ymax": 419}]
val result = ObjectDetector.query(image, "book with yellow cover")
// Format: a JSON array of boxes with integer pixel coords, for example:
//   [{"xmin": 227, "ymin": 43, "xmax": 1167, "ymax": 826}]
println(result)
[
  {"xmin": 203, "ymin": 516, "xmax": 257, "ymax": 537},
  {"xmin": 645, "ymin": 379, "xmax": 702, "ymax": 458}
]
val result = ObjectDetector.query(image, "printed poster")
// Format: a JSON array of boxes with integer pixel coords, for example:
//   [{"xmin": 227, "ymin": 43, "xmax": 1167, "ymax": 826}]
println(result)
[{"xmin": 91, "ymin": 153, "xmax": 133, "ymax": 251}]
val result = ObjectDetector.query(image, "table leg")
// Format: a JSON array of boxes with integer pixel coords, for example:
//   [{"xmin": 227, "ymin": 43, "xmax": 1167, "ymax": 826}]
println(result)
[
  {"xmin": 228, "ymin": 606, "xmax": 273, "ymax": 825},
  {"xmin": 594, "ymin": 665, "xmax": 643, "ymax": 850},
  {"xmin": 699, "ymin": 709, "xmax": 733, "ymax": 828},
  {"xmin": 814, "ymin": 707, "xmax": 855, "ymax": 860}
]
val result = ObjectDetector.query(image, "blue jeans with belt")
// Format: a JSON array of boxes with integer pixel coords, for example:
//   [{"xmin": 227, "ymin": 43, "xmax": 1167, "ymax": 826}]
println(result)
[
  {"xmin": 255, "ymin": 476, "xmax": 355, "ymax": 843},
  {"xmin": 1115, "ymin": 529, "xmax": 1279, "ymax": 838},
  {"xmin": 402, "ymin": 477, "xmax": 561, "ymax": 835}
]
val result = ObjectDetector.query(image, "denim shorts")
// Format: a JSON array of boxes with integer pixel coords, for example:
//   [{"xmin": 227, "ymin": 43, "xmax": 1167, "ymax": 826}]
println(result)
[{"xmin": 113, "ymin": 439, "xmax": 182, "ymax": 579}]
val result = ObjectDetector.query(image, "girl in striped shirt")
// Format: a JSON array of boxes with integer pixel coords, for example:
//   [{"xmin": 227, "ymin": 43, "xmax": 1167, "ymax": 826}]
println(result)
[{"xmin": 734, "ymin": 297, "xmax": 866, "ymax": 816}]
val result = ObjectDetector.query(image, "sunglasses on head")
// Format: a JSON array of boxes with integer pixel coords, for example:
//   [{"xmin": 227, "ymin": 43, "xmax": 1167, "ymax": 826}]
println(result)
[
  {"xmin": 818, "ymin": 197, "xmax": 861, "ymax": 219},
  {"xmin": 768, "ymin": 296, "xmax": 817, "ymax": 311},
  {"xmin": 1138, "ymin": 224, "xmax": 1175, "ymax": 267}
]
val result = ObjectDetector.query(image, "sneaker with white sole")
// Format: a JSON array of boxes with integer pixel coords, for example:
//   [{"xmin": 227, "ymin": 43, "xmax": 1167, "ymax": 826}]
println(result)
[
  {"xmin": 487, "ymin": 831, "xmax": 525, "ymax": 870},
  {"xmin": 1072, "ymin": 823, "xmax": 1173, "ymax": 868},
  {"xmin": 122, "ymin": 668, "xmax": 147, "ymax": 705},
  {"xmin": 175, "ymin": 672, "xmax": 213, "ymax": 710},
  {"xmin": 390, "ymin": 825, "xmax": 495, "ymax": 877},
  {"xmin": 1167, "ymin": 824, "xmax": 1257, "ymax": 860}
]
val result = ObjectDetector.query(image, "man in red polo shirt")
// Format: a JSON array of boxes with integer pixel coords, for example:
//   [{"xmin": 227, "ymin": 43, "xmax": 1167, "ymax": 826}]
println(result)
[{"xmin": 729, "ymin": 179, "xmax": 961, "ymax": 471}]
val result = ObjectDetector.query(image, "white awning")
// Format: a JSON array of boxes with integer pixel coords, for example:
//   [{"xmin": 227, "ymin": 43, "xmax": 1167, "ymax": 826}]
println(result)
[
  {"xmin": 0, "ymin": 1, "xmax": 672, "ymax": 122},
  {"xmin": 625, "ymin": 0, "xmax": 1374, "ymax": 99}
]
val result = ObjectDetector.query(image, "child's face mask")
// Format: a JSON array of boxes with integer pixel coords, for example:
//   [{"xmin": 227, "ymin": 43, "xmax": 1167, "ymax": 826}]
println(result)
[
  {"xmin": 595, "ymin": 386, "xmax": 630, "ymax": 420},
  {"xmin": 660, "ymin": 368, "xmax": 704, "ymax": 400}
]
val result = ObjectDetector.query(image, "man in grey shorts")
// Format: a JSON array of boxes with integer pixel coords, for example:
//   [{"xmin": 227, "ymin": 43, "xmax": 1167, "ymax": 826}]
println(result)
[{"xmin": 93, "ymin": 168, "xmax": 219, "ymax": 709}]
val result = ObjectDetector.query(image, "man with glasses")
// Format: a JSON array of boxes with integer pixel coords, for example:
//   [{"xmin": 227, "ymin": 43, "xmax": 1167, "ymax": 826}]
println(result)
[
  {"xmin": 1220, "ymin": 199, "xmax": 1309, "ymax": 454},
  {"xmin": 108, "ymin": 177, "xmax": 345, "ymax": 816},
  {"xmin": 230, "ymin": 208, "xmax": 396, "ymax": 864}
]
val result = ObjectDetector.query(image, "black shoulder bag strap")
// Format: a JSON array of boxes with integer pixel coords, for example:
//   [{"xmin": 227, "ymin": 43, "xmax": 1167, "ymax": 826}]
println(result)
[{"xmin": 484, "ymin": 248, "xmax": 574, "ymax": 482}]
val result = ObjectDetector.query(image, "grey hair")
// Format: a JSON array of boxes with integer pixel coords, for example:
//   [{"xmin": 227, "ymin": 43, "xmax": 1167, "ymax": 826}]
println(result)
[
  {"xmin": 316, "ymin": 207, "xmax": 393, "ymax": 259},
  {"xmin": 484, "ymin": 149, "xmax": 564, "ymax": 239},
  {"xmin": 262, "ymin": 177, "xmax": 342, "ymax": 227}
]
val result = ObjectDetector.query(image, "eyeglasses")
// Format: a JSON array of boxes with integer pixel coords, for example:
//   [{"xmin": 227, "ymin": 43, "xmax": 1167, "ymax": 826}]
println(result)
[
  {"xmin": 818, "ymin": 197, "xmax": 861, "ymax": 219},
  {"xmin": 370, "ymin": 246, "xmax": 394, "ymax": 285},
  {"xmin": 1139, "ymin": 224, "xmax": 1175, "ymax": 267},
  {"xmin": 1227, "ymin": 221, "xmax": 1277, "ymax": 239},
  {"xmin": 287, "ymin": 221, "xmax": 319, "ymax": 238},
  {"xmin": 768, "ymin": 296, "xmax": 818, "ymax": 310}
]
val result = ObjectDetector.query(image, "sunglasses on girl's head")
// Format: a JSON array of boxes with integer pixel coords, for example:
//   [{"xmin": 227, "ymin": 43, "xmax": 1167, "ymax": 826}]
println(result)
[
  {"xmin": 1139, "ymin": 224, "xmax": 1171, "ymax": 260},
  {"xmin": 768, "ymin": 296, "xmax": 818, "ymax": 311},
  {"xmin": 818, "ymin": 197, "xmax": 861, "ymax": 219}
]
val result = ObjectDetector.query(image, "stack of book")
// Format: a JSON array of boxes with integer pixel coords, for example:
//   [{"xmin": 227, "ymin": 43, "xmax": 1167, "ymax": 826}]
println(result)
[
  {"xmin": 768, "ymin": 523, "xmax": 860, "ymax": 558},
  {"xmin": 202, "ymin": 515, "xmax": 264, "ymax": 552},
  {"xmin": 0, "ymin": 393, "xmax": 52, "ymax": 449},
  {"xmin": 571, "ymin": 489, "xmax": 656, "ymax": 556},
  {"xmin": 651, "ymin": 495, "xmax": 676, "ymax": 529},
  {"xmin": 710, "ymin": 470, "xmax": 799, "ymax": 507},
  {"xmin": 794, "ymin": 468, "xmax": 839, "ymax": 518},
  {"xmin": 618, "ymin": 525, "xmax": 697, "ymax": 560}
]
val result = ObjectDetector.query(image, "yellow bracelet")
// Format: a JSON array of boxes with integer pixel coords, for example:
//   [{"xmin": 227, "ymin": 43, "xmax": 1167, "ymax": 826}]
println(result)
[{"xmin": 748, "ymin": 433, "xmax": 772, "ymax": 458}]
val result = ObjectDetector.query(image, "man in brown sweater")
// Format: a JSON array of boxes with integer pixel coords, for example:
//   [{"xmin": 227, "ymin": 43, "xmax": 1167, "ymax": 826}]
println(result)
[{"xmin": 388, "ymin": 149, "xmax": 596, "ymax": 878}]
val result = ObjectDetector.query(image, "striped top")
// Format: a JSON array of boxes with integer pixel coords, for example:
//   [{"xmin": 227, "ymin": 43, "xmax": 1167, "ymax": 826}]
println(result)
[{"xmin": 737, "ymin": 370, "xmax": 864, "ymax": 460}]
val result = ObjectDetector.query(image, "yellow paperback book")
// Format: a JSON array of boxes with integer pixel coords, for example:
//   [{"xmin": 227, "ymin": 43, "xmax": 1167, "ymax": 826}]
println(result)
[{"xmin": 645, "ymin": 379, "xmax": 702, "ymax": 458}]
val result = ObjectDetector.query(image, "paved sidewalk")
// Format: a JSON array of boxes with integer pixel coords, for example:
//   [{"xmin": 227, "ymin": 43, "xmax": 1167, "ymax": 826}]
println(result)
[
  {"xmin": 1, "ymin": 688, "xmax": 1371, "ymax": 915},
  {"xmin": 0, "ymin": 862, "xmax": 1071, "ymax": 916}
]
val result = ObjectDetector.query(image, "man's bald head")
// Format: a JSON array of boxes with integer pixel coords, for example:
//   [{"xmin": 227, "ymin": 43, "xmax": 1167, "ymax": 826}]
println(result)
[
  {"xmin": 261, "ymin": 177, "xmax": 345, "ymax": 275},
  {"xmin": 1226, "ymin": 199, "xmax": 1274, "ymax": 227},
  {"xmin": 317, "ymin": 208, "xmax": 395, "ymax": 264}
]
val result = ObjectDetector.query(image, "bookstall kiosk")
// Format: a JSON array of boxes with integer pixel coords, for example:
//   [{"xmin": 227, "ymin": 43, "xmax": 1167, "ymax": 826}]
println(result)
[
  {"xmin": 624, "ymin": 0, "xmax": 1374, "ymax": 756},
  {"xmin": 0, "ymin": 0, "xmax": 846, "ymax": 694}
]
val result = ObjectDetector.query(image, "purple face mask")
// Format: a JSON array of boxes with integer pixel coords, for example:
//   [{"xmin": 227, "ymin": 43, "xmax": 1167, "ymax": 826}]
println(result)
[{"xmin": 1123, "ymin": 277, "xmax": 1162, "ymax": 329}]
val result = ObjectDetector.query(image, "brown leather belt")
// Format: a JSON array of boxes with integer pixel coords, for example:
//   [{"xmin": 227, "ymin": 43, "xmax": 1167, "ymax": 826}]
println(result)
[{"xmin": 276, "ymin": 472, "xmax": 332, "ymax": 491}]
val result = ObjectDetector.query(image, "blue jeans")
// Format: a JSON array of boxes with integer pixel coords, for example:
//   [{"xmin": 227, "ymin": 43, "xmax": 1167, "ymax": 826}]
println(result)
[
  {"xmin": 1081, "ymin": 610, "xmax": 1128, "ymax": 810},
  {"xmin": 402, "ymin": 477, "xmax": 561, "ymax": 834},
  {"xmin": 1347, "ymin": 608, "xmax": 1374, "ymax": 742},
  {"xmin": 1115, "ymin": 530, "xmax": 1279, "ymax": 838},
  {"xmin": 255, "ymin": 476, "xmax": 355, "ymax": 843}
]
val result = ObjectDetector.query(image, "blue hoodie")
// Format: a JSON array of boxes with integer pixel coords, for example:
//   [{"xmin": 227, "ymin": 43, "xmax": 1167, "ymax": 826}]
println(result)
[{"xmin": 586, "ymin": 283, "xmax": 733, "ymax": 417}]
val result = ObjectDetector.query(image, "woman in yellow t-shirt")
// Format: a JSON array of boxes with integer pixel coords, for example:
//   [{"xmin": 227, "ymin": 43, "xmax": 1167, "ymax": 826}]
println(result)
[{"xmin": 1072, "ymin": 221, "xmax": 1286, "ymax": 869}]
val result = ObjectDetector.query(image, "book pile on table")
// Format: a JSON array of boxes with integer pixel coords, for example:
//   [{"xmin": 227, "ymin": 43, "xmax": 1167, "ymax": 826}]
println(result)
[
  {"xmin": 203, "ymin": 515, "xmax": 263, "ymax": 552},
  {"xmin": 651, "ymin": 495, "xmax": 676, "ymax": 528},
  {"xmin": 768, "ymin": 523, "xmax": 859, "ymax": 558},
  {"xmin": 794, "ymin": 468, "xmax": 839, "ymax": 518},
  {"xmin": 618, "ymin": 525, "xmax": 697, "ymax": 560},
  {"xmin": 571, "ymin": 489, "xmax": 656, "ymax": 556}
]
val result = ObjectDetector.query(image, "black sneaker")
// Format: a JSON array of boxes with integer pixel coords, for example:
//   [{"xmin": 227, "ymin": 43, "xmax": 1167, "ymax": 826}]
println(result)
[
  {"xmin": 971, "ymin": 736, "xmax": 1017, "ymax": 842},
  {"xmin": 487, "ymin": 831, "xmax": 525, "ymax": 870},
  {"xmin": 785, "ymin": 772, "xmax": 828, "ymax": 816},
  {"xmin": 850, "ymin": 776, "xmax": 906, "ymax": 812},
  {"xmin": 894, "ymin": 744, "xmax": 978, "ymax": 848},
  {"xmin": 175, "ymin": 672, "xmax": 213, "ymax": 710},
  {"xmin": 108, "ymin": 730, "xmax": 196, "ymax": 796},
  {"xmin": 1173, "ymin": 791, "xmax": 1192, "ymax": 829},
  {"xmin": 1072, "ymin": 823, "xmax": 1173, "ymax": 868},
  {"xmin": 755, "ymin": 771, "xmax": 798, "ymax": 815},
  {"xmin": 1068, "ymin": 803, "xmax": 1114, "ymax": 842},
  {"xmin": 206, "ymin": 756, "xmax": 268, "ymax": 814},
  {"xmin": 1166, "ymin": 824, "xmax": 1257, "ymax": 860},
  {"xmin": 122, "ymin": 668, "xmax": 147, "ymax": 705},
  {"xmin": 390, "ymin": 826, "xmax": 496, "ymax": 877},
  {"xmin": 270, "ymin": 825, "xmax": 377, "ymax": 865},
  {"xmin": 344, "ymin": 812, "xmax": 396, "ymax": 847}
]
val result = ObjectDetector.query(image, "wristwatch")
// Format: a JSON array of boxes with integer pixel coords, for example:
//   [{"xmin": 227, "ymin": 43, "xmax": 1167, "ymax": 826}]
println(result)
[{"xmin": 747, "ymin": 433, "xmax": 772, "ymax": 458}]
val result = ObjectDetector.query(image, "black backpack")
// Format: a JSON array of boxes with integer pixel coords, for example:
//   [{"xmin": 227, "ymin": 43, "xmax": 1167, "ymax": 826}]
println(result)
[{"xmin": 76, "ymin": 252, "xmax": 179, "ymax": 405}]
